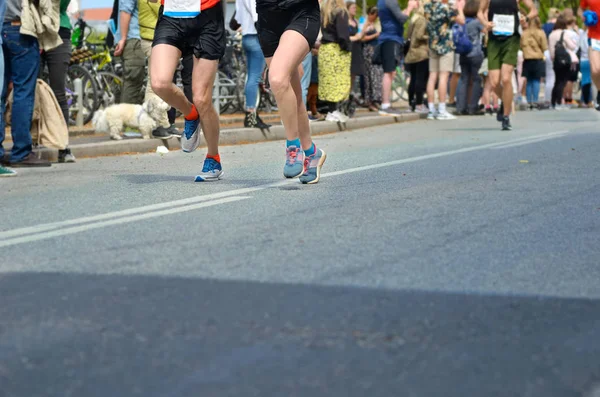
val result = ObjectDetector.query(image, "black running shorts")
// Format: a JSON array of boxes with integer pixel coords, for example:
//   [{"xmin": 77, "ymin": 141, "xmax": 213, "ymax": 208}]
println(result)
[
  {"xmin": 256, "ymin": 0, "xmax": 320, "ymax": 58},
  {"xmin": 152, "ymin": 3, "xmax": 225, "ymax": 60}
]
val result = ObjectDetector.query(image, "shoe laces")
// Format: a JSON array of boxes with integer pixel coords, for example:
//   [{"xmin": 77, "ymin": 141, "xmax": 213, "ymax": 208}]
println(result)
[
  {"xmin": 184, "ymin": 118, "xmax": 198, "ymax": 140},
  {"xmin": 286, "ymin": 146, "xmax": 299, "ymax": 165},
  {"xmin": 202, "ymin": 158, "xmax": 219, "ymax": 173}
]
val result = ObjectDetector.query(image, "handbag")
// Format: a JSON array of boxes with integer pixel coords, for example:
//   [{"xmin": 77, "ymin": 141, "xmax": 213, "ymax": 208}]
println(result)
[{"xmin": 229, "ymin": 11, "xmax": 241, "ymax": 31}]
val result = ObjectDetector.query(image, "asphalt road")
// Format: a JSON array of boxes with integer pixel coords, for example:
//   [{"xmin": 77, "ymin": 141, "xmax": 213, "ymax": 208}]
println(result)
[{"xmin": 1, "ymin": 109, "xmax": 599, "ymax": 397}]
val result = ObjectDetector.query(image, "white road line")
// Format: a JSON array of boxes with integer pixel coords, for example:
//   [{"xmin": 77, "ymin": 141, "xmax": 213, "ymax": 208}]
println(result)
[
  {"xmin": 0, "ymin": 196, "xmax": 251, "ymax": 248},
  {"xmin": 490, "ymin": 133, "xmax": 568, "ymax": 149},
  {"xmin": 0, "ymin": 130, "xmax": 573, "ymax": 246}
]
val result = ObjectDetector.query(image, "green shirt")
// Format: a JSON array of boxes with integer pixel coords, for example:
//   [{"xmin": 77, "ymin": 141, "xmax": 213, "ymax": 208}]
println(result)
[{"xmin": 60, "ymin": 0, "xmax": 71, "ymax": 30}]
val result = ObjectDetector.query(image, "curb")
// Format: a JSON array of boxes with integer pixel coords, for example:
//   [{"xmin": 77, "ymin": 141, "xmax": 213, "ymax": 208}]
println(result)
[{"xmin": 38, "ymin": 113, "xmax": 425, "ymax": 161}]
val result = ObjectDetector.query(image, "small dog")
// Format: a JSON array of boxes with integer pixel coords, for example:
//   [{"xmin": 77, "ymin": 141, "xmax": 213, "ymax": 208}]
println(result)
[{"xmin": 92, "ymin": 96, "xmax": 170, "ymax": 140}]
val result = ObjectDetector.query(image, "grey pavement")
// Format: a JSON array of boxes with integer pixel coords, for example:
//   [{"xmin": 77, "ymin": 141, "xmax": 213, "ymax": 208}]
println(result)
[{"xmin": 1, "ymin": 109, "xmax": 600, "ymax": 396}]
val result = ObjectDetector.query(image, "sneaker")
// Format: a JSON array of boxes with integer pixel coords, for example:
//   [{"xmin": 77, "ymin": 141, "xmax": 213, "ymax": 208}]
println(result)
[
  {"xmin": 308, "ymin": 114, "xmax": 324, "ymax": 122},
  {"xmin": 496, "ymin": 103, "xmax": 504, "ymax": 122},
  {"xmin": 299, "ymin": 147, "xmax": 327, "ymax": 184},
  {"xmin": 415, "ymin": 106, "xmax": 429, "ymax": 114},
  {"xmin": 255, "ymin": 113, "xmax": 272, "ymax": 129},
  {"xmin": 10, "ymin": 152, "xmax": 51, "ymax": 167},
  {"xmin": 378, "ymin": 107, "xmax": 401, "ymax": 116},
  {"xmin": 194, "ymin": 157, "xmax": 223, "ymax": 182},
  {"xmin": 501, "ymin": 116, "xmax": 512, "ymax": 131},
  {"xmin": 436, "ymin": 111, "xmax": 456, "ymax": 120},
  {"xmin": 485, "ymin": 107, "xmax": 493, "ymax": 115},
  {"xmin": 168, "ymin": 124, "xmax": 182, "ymax": 137},
  {"xmin": 244, "ymin": 112, "xmax": 270, "ymax": 129},
  {"xmin": 58, "ymin": 148, "xmax": 76, "ymax": 163},
  {"xmin": 326, "ymin": 112, "xmax": 344, "ymax": 122},
  {"xmin": 0, "ymin": 165, "xmax": 17, "ymax": 177},
  {"xmin": 427, "ymin": 111, "xmax": 437, "ymax": 120},
  {"xmin": 181, "ymin": 117, "xmax": 201, "ymax": 153},
  {"xmin": 152, "ymin": 126, "xmax": 174, "ymax": 139},
  {"xmin": 283, "ymin": 145, "xmax": 305, "ymax": 178},
  {"xmin": 335, "ymin": 110, "xmax": 349, "ymax": 123}
]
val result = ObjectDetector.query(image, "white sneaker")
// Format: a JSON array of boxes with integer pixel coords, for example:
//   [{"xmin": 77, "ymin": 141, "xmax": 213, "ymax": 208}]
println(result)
[
  {"xmin": 436, "ymin": 111, "xmax": 457, "ymax": 120},
  {"xmin": 181, "ymin": 117, "xmax": 202, "ymax": 153},
  {"xmin": 333, "ymin": 110, "xmax": 349, "ymax": 123},
  {"xmin": 427, "ymin": 111, "xmax": 437, "ymax": 120}
]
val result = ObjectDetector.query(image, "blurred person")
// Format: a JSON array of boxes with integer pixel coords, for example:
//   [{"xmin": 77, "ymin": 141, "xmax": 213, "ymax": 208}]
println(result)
[
  {"xmin": 579, "ymin": 27, "xmax": 593, "ymax": 107},
  {"xmin": 478, "ymin": 0, "xmax": 537, "ymax": 130},
  {"xmin": 361, "ymin": 6, "xmax": 383, "ymax": 111},
  {"xmin": 377, "ymin": 0, "xmax": 418, "ymax": 115},
  {"xmin": 543, "ymin": 8, "xmax": 560, "ymax": 105},
  {"xmin": 1, "ymin": 0, "xmax": 58, "ymax": 167},
  {"xmin": 114, "ymin": 0, "xmax": 146, "ymax": 106},
  {"xmin": 549, "ymin": 15, "xmax": 578, "ymax": 109},
  {"xmin": 0, "ymin": 0, "xmax": 15, "ymax": 176},
  {"xmin": 40, "ymin": 0, "xmax": 76, "ymax": 163},
  {"xmin": 319, "ymin": 0, "xmax": 352, "ymax": 122},
  {"xmin": 580, "ymin": 0, "xmax": 600, "ymax": 110},
  {"xmin": 543, "ymin": 8, "xmax": 559, "ymax": 38},
  {"xmin": 563, "ymin": 10, "xmax": 581, "ymax": 106},
  {"xmin": 347, "ymin": 2, "xmax": 365, "ymax": 87},
  {"xmin": 236, "ymin": 0, "xmax": 271, "ymax": 128},
  {"xmin": 521, "ymin": 16, "xmax": 547, "ymax": 109},
  {"xmin": 255, "ymin": 0, "xmax": 326, "ymax": 184},
  {"xmin": 405, "ymin": 0, "xmax": 429, "ymax": 113},
  {"xmin": 307, "ymin": 47, "xmax": 324, "ymax": 120},
  {"xmin": 456, "ymin": 0, "xmax": 485, "ymax": 115},
  {"xmin": 424, "ymin": 0, "xmax": 466, "ymax": 120}
]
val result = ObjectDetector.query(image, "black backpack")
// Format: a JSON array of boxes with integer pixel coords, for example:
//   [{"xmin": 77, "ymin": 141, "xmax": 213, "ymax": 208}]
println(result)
[{"xmin": 554, "ymin": 31, "xmax": 572, "ymax": 68}]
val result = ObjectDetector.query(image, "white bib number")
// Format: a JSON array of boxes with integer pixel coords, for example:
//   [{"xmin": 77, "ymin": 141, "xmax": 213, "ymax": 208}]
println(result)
[
  {"xmin": 591, "ymin": 38, "xmax": 600, "ymax": 52},
  {"xmin": 163, "ymin": 0, "xmax": 201, "ymax": 18},
  {"xmin": 492, "ymin": 14, "xmax": 515, "ymax": 37}
]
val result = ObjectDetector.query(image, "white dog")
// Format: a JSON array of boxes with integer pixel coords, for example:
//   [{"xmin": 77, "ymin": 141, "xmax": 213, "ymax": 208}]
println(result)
[{"xmin": 92, "ymin": 96, "xmax": 170, "ymax": 140}]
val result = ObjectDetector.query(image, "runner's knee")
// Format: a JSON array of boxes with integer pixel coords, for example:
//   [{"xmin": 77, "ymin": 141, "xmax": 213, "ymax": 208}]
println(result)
[
  {"xmin": 268, "ymin": 69, "xmax": 290, "ymax": 96},
  {"xmin": 193, "ymin": 91, "xmax": 214, "ymax": 115}
]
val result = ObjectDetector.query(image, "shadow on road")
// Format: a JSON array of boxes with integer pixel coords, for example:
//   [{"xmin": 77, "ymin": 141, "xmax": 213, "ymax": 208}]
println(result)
[{"xmin": 1, "ymin": 272, "xmax": 599, "ymax": 397}]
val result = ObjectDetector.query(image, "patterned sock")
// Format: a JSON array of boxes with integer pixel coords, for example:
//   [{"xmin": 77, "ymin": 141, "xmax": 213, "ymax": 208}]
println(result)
[
  {"xmin": 286, "ymin": 138, "xmax": 301, "ymax": 148},
  {"xmin": 304, "ymin": 143, "xmax": 316, "ymax": 157}
]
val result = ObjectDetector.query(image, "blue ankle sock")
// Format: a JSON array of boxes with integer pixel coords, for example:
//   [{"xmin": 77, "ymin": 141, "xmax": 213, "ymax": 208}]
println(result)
[
  {"xmin": 286, "ymin": 138, "xmax": 301, "ymax": 148},
  {"xmin": 304, "ymin": 143, "xmax": 316, "ymax": 157}
]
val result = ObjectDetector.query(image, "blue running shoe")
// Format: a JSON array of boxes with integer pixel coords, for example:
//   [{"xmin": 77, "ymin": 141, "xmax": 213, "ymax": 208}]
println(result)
[
  {"xmin": 283, "ymin": 145, "xmax": 305, "ymax": 178},
  {"xmin": 299, "ymin": 147, "xmax": 326, "ymax": 184},
  {"xmin": 194, "ymin": 157, "xmax": 223, "ymax": 182},
  {"xmin": 182, "ymin": 117, "xmax": 201, "ymax": 153}
]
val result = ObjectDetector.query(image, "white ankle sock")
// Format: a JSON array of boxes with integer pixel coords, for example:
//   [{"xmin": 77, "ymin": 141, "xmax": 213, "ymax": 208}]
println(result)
[
  {"xmin": 382, "ymin": 103, "xmax": 391, "ymax": 110},
  {"xmin": 439, "ymin": 103, "xmax": 447, "ymax": 113},
  {"xmin": 428, "ymin": 102, "xmax": 436, "ymax": 112}
]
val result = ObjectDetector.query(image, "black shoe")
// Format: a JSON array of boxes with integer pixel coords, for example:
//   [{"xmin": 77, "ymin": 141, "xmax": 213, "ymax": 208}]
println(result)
[
  {"xmin": 501, "ymin": 116, "xmax": 512, "ymax": 131},
  {"xmin": 58, "ymin": 148, "xmax": 76, "ymax": 163},
  {"xmin": 167, "ymin": 124, "xmax": 181, "ymax": 137},
  {"xmin": 485, "ymin": 107, "xmax": 494, "ymax": 116},
  {"xmin": 255, "ymin": 113, "xmax": 272, "ymax": 129},
  {"xmin": 244, "ymin": 112, "xmax": 271, "ymax": 129},
  {"xmin": 448, "ymin": 102, "xmax": 457, "ymax": 108},
  {"xmin": 10, "ymin": 152, "xmax": 51, "ymax": 167},
  {"xmin": 152, "ymin": 126, "xmax": 174, "ymax": 139},
  {"xmin": 468, "ymin": 109, "xmax": 485, "ymax": 116},
  {"xmin": 496, "ymin": 103, "xmax": 504, "ymax": 122}
]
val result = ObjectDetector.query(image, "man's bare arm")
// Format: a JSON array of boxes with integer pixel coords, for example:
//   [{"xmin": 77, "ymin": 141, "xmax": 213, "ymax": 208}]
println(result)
[
  {"xmin": 520, "ymin": 0, "xmax": 538, "ymax": 20},
  {"xmin": 478, "ymin": 0, "xmax": 492, "ymax": 32}
]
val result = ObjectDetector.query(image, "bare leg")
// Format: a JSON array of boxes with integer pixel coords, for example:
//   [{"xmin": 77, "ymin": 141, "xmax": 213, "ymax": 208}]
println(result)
[
  {"xmin": 590, "ymin": 50, "xmax": 600, "ymax": 90},
  {"xmin": 449, "ymin": 72, "xmax": 460, "ymax": 104},
  {"xmin": 150, "ymin": 44, "xmax": 192, "ymax": 115},
  {"xmin": 426, "ymin": 71, "xmax": 438, "ymax": 107},
  {"xmin": 191, "ymin": 58, "xmax": 220, "ymax": 156},
  {"xmin": 266, "ymin": 30, "xmax": 311, "ymax": 149},
  {"xmin": 382, "ymin": 71, "xmax": 396, "ymax": 105},
  {"xmin": 501, "ymin": 64, "xmax": 514, "ymax": 116},
  {"xmin": 438, "ymin": 71, "xmax": 450, "ymax": 103}
]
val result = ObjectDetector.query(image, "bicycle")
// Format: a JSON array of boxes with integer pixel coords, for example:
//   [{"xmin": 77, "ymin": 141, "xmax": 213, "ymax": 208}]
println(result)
[{"xmin": 392, "ymin": 66, "xmax": 411, "ymax": 103}]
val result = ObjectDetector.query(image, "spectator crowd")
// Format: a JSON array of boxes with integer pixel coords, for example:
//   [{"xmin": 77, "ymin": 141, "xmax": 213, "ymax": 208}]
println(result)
[{"xmin": 1, "ymin": 0, "xmax": 599, "ymax": 177}]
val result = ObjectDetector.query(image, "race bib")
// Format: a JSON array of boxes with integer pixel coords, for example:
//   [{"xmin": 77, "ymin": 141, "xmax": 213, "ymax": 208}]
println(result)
[
  {"xmin": 492, "ymin": 14, "xmax": 515, "ymax": 36},
  {"xmin": 591, "ymin": 38, "xmax": 600, "ymax": 52},
  {"xmin": 163, "ymin": 0, "xmax": 201, "ymax": 18}
]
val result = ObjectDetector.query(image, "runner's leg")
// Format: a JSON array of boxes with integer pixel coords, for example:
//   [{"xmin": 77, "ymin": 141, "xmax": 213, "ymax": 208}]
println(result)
[
  {"xmin": 191, "ymin": 58, "xmax": 219, "ymax": 156},
  {"xmin": 150, "ymin": 44, "xmax": 192, "ymax": 116}
]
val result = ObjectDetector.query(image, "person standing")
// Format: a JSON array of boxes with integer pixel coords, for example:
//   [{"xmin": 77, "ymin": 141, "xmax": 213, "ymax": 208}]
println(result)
[
  {"xmin": 255, "ymin": 0, "xmax": 326, "ymax": 184},
  {"xmin": 543, "ymin": 8, "xmax": 559, "ymax": 107},
  {"xmin": 580, "ymin": 0, "xmax": 600, "ymax": 110},
  {"xmin": 424, "ymin": 0, "xmax": 466, "ymax": 120},
  {"xmin": 377, "ymin": 0, "xmax": 418, "ymax": 115},
  {"xmin": 579, "ymin": 27, "xmax": 593, "ymax": 107},
  {"xmin": 1, "ymin": 0, "xmax": 56, "ymax": 168},
  {"xmin": 347, "ymin": 2, "xmax": 365, "ymax": 86},
  {"xmin": 114, "ymin": 0, "xmax": 145, "ymax": 106},
  {"xmin": 478, "ymin": 0, "xmax": 537, "ymax": 130},
  {"xmin": 319, "ymin": 0, "xmax": 352, "ymax": 123},
  {"xmin": 404, "ymin": 0, "xmax": 429, "ymax": 113},
  {"xmin": 40, "ymin": 0, "xmax": 76, "ymax": 163},
  {"xmin": 361, "ymin": 6, "xmax": 383, "ymax": 112},
  {"xmin": 549, "ymin": 15, "xmax": 578, "ymax": 109},
  {"xmin": 563, "ymin": 11, "xmax": 581, "ymax": 107},
  {"xmin": 236, "ymin": 0, "xmax": 271, "ymax": 128},
  {"xmin": 520, "ymin": 16, "xmax": 547, "ymax": 109},
  {"xmin": 0, "ymin": 0, "xmax": 16, "ymax": 176},
  {"xmin": 456, "ymin": 0, "xmax": 485, "ymax": 115}
]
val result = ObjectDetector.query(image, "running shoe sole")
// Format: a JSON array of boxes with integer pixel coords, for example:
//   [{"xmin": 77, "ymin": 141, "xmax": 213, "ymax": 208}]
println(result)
[
  {"xmin": 301, "ymin": 151, "xmax": 327, "ymax": 185},
  {"xmin": 194, "ymin": 171, "xmax": 224, "ymax": 182},
  {"xmin": 181, "ymin": 124, "xmax": 201, "ymax": 153}
]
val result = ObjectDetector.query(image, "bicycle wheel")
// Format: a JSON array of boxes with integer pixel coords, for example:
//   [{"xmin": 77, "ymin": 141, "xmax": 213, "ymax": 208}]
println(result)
[
  {"xmin": 213, "ymin": 71, "xmax": 236, "ymax": 113},
  {"xmin": 66, "ymin": 64, "xmax": 99, "ymax": 125},
  {"xmin": 391, "ymin": 67, "xmax": 410, "ymax": 103},
  {"xmin": 96, "ymin": 72, "xmax": 123, "ymax": 108}
]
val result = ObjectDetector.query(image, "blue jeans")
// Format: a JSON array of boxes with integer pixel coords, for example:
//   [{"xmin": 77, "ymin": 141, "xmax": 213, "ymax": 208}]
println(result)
[
  {"xmin": 301, "ymin": 52, "xmax": 312, "ymax": 105},
  {"xmin": 1, "ymin": 25, "xmax": 39, "ymax": 162},
  {"xmin": 526, "ymin": 79, "xmax": 540, "ymax": 104},
  {"xmin": 242, "ymin": 34, "xmax": 265, "ymax": 110}
]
